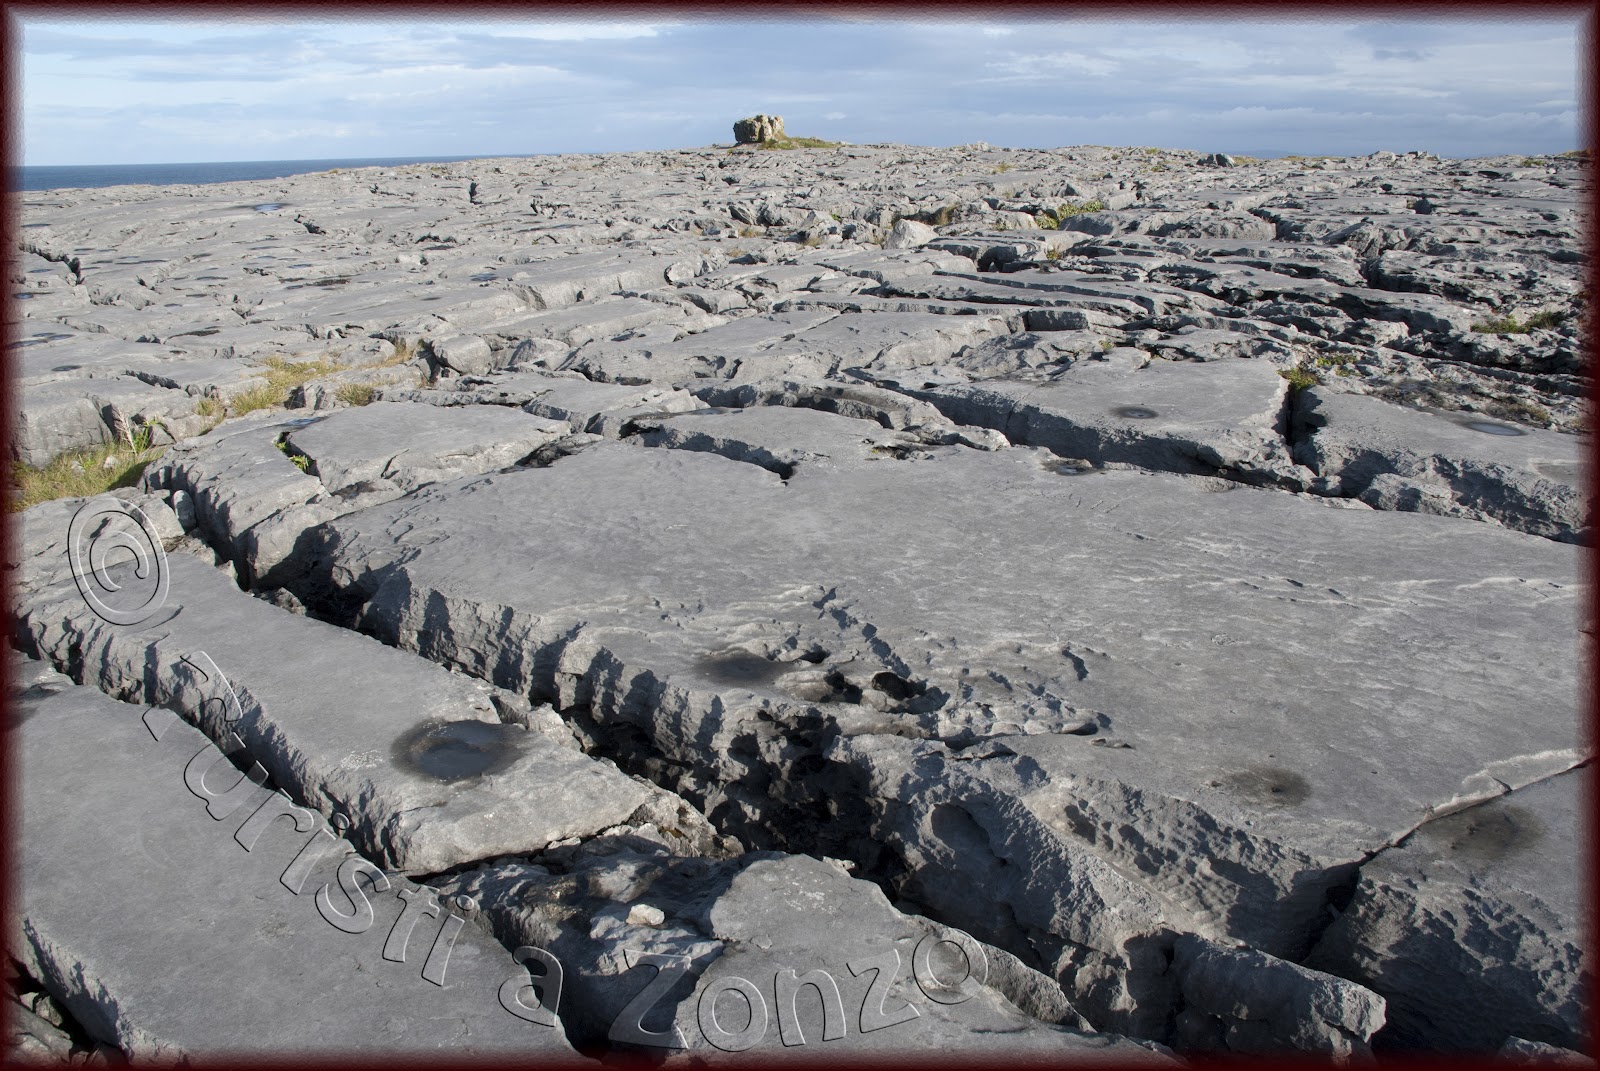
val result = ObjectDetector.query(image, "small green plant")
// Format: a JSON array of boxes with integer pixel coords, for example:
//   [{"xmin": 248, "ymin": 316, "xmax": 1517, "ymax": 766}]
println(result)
[
  {"xmin": 195, "ymin": 395, "xmax": 223, "ymax": 419},
  {"xmin": 1045, "ymin": 246, "xmax": 1064, "ymax": 260},
  {"xmin": 275, "ymin": 435, "xmax": 312, "ymax": 473},
  {"xmin": 992, "ymin": 162, "xmax": 1013, "ymax": 173},
  {"xmin": 1279, "ymin": 367, "xmax": 1320, "ymax": 391}
]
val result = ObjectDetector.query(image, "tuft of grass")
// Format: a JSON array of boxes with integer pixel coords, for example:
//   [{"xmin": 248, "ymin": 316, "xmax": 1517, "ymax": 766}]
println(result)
[
  {"xmin": 1278, "ymin": 366, "xmax": 1320, "ymax": 391},
  {"xmin": 737, "ymin": 225, "xmax": 763, "ymax": 238},
  {"xmin": 10, "ymin": 437, "xmax": 165, "ymax": 512},
  {"xmin": 1045, "ymin": 246, "xmax": 1064, "ymax": 261},
  {"xmin": 227, "ymin": 355, "xmax": 345, "ymax": 416},
  {"xmin": 1491, "ymin": 398, "xmax": 1552, "ymax": 425},
  {"xmin": 335, "ymin": 383, "xmax": 380, "ymax": 407},
  {"xmin": 992, "ymin": 162, "xmax": 1013, "ymax": 173},
  {"xmin": 1472, "ymin": 310, "xmax": 1567, "ymax": 334}
]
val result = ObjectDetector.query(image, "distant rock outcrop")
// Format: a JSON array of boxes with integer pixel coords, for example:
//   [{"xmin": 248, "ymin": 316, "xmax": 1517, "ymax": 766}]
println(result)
[{"xmin": 734, "ymin": 113, "xmax": 785, "ymax": 144}]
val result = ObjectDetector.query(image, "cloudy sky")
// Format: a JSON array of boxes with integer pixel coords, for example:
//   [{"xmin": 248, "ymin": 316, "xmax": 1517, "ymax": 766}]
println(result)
[{"xmin": 18, "ymin": 13, "xmax": 1587, "ymax": 166}]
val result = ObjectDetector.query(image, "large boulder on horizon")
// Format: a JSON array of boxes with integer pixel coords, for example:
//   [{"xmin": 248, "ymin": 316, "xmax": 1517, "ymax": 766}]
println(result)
[{"xmin": 733, "ymin": 113, "xmax": 785, "ymax": 144}]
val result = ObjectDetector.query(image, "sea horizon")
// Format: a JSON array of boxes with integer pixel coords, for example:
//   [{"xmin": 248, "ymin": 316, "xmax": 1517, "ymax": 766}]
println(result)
[{"xmin": 11, "ymin": 154, "xmax": 545, "ymax": 193}]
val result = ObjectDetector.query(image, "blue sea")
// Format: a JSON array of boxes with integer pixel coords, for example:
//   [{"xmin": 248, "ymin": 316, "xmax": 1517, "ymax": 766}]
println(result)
[{"xmin": 14, "ymin": 155, "xmax": 528, "ymax": 193}]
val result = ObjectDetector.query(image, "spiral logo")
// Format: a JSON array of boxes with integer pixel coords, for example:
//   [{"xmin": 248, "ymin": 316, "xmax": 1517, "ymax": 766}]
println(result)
[{"xmin": 67, "ymin": 497, "xmax": 170, "ymax": 626}]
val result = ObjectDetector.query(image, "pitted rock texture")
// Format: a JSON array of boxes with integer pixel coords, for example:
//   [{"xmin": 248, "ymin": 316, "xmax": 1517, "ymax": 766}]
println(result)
[{"xmin": 8, "ymin": 142, "xmax": 1589, "ymax": 1063}]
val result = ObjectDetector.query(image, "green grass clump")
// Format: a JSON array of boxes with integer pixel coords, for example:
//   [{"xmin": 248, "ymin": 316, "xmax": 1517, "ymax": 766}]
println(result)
[
  {"xmin": 10, "ymin": 433, "xmax": 164, "ymax": 512},
  {"xmin": 1036, "ymin": 200, "xmax": 1107, "ymax": 229},
  {"xmin": 226, "ymin": 355, "xmax": 346, "ymax": 416},
  {"xmin": 1279, "ymin": 367, "xmax": 1320, "ymax": 391},
  {"xmin": 1472, "ymin": 310, "xmax": 1567, "ymax": 334},
  {"xmin": 743, "ymin": 136, "xmax": 841, "ymax": 151},
  {"xmin": 335, "ymin": 383, "xmax": 380, "ymax": 407},
  {"xmin": 1492, "ymin": 398, "xmax": 1553, "ymax": 424},
  {"xmin": 1314, "ymin": 352, "xmax": 1359, "ymax": 378}
]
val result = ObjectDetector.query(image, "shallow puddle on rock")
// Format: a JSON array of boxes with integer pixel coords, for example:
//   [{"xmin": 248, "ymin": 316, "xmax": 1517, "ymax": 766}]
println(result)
[
  {"xmin": 694, "ymin": 650, "xmax": 790, "ymax": 688},
  {"xmin": 253, "ymin": 203, "xmax": 286, "ymax": 212},
  {"xmin": 1460, "ymin": 419, "xmax": 1525, "ymax": 436},
  {"xmin": 1418, "ymin": 804, "xmax": 1540, "ymax": 863},
  {"xmin": 1112, "ymin": 406, "xmax": 1159, "ymax": 420},
  {"xmin": 392, "ymin": 719, "xmax": 524, "ymax": 782},
  {"xmin": 1534, "ymin": 460, "xmax": 1579, "ymax": 482},
  {"xmin": 1215, "ymin": 765, "xmax": 1311, "ymax": 807}
]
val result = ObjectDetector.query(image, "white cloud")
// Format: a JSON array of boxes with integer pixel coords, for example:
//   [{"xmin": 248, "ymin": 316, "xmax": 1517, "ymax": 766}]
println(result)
[
  {"xmin": 983, "ymin": 51, "xmax": 1120, "ymax": 80},
  {"xmin": 824, "ymin": 111, "xmax": 847, "ymax": 120}
]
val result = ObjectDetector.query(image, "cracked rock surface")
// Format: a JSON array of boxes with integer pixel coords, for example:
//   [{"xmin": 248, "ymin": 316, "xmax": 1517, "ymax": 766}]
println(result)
[{"xmin": 8, "ymin": 142, "xmax": 1589, "ymax": 1063}]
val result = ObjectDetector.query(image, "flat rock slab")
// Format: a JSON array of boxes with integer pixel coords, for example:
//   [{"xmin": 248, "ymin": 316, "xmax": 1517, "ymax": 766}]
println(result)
[
  {"xmin": 1307, "ymin": 767, "xmax": 1590, "ymax": 1052},
  {"xmin": 303, "ymin": 443, "xmax": 1579, "ymax": 982},
  {"xmin": 1293, "ymin": 387, "xmax": 1588, "ymax": 542},
  {"xmin": 756, "ymin": 310, "xmax": 1016, "ymax": 376},
  {"xmin": 905, "ymin": 353, "xmax": 1308, "ymax": 485},
  {"xmin": 11, "ymin": 656, "xmax": 577, "ymax": 1059},
  {"xmin": 283, "ymin": 401, "xmax": 569, "ymax": 495},
  {"xmin": 16, "ymin": 545, "xmax": 656, "ymax": 875},
  {"xmin": 559, "ymin": 310, "xmax": 844, "ymax": 385},
  {"xmin": 634, "ymin": 405, "xmax": 938, "ymax": 475}
]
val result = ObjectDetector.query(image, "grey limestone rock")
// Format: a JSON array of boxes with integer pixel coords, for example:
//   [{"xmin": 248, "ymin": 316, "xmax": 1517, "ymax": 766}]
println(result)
[
  {"xmin": 11, "ymin": 655, "xmax": 577, "ymax": 1058},
  {"xmin": 733, "ymin": 114, "xmax": 785, "ymax": 144},
  {"xmin": 11, "ymin": 140, "xmax": 1589, "ymax": 1063}
]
